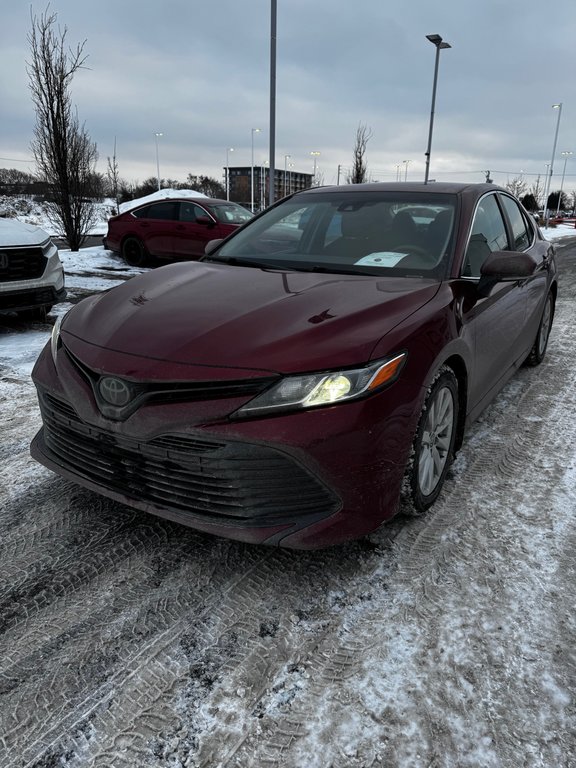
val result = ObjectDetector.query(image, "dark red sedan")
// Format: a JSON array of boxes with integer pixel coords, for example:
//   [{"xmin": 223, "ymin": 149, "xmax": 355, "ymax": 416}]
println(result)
[
  {"xmin": 103, "ymin": 196, "xmax": 253, "ymax": 266},
  {"xmin": 31, "ymin": 183, "xmax": 557, "ymax": 549}
]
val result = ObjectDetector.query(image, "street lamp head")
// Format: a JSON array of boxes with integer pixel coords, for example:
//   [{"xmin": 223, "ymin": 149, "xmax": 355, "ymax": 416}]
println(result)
[
  {"xmin": 552, "ymin": 104, "xmax": 561, "ymax": 109},
  {"xmin": 426, "ymin": 34, "xmax": 451, "ymax": 49},
  {"xmin": 155, "ymin": 132, "xmax": 163, "ymax": 138}
]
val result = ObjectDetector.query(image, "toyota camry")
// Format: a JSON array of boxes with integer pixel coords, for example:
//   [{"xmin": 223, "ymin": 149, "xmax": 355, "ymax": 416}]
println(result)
[{"xmin": 30, "ymin": 183, "xmax": 557, "ymax": 549}]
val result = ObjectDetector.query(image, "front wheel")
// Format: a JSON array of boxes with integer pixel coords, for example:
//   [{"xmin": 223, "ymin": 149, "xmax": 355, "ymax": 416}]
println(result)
[
  {"xmin": 402, "ymin": 367, "xmax": 459, "ymax": 516},
  {"xmin": 121, "ymin": 237, "xmax": 150, "ymax": 267},
  {"xmin": 525, "ymin": 291, "xmax": 554, "ymax": 367}
]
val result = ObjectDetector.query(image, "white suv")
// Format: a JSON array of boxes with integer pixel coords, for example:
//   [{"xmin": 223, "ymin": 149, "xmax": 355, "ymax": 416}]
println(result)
[{"xmin": 0, "ymin": 219, "xmax": 65, "ymax": 320}]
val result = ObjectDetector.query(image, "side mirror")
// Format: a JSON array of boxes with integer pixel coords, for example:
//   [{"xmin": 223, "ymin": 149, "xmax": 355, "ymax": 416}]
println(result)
[
  {"xmin": 204, "ymin": 238, "xmax": 223, "ymax": 255},
  {"xmin": 477, "ymin": 250, "xmax": 537, "ymax": 297},
  {"xmin": 196, "ymin": 215, "xmax": 215, "ymax": 227}
]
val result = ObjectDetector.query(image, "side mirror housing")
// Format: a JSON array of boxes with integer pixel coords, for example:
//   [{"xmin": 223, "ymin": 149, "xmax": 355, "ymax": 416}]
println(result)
[
  {"xmin": 477, "ymin": 250, "xmax": 537, "ymax": 297},
  {"xmin": 204, "ymin": 238, "xmax": 223, "ymax": 256},
  {"xmin": 196, "ymin": 215, "xmax": 215, "ymax": 227}
]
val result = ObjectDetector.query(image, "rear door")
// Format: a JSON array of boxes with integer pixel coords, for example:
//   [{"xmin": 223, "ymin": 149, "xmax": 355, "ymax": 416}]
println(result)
[
  {"xmin": 498, "ymin": 192, "xmax": 552, "ymax": 342},
  {"xmin": 132, "ymin": 201, "xmax": 178, "ymax": 257}
]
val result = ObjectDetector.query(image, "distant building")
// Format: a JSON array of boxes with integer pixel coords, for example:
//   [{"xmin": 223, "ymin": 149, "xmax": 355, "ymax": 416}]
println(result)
[{"xmin": 225, "ymin": 166, "xmax": 314, "ymax": 210}]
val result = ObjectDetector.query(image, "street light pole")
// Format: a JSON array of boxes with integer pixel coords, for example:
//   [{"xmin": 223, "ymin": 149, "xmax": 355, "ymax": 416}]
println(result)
[
  {"xmin": 284, "ymin": 154, "xmax": 291, "ymax": 196},
  {"xmin": 251, "ymin": 128, "xmax": 261, "ymax": 212},
  {"xmin": 543, "ymin": 103, "xmax": 562, "ymax": 225},
  {"xmin": 154, "ymin": 132, "xmax": 163, "ymax": 191},
  {"xmin": 403, "ymin": 159, "xmax": 410, "ymax": 181},
  {"xmin": 310, "ymin": 151, "xmax": 321, "ymax": 185},
  {"xmin": 269, "ymin": 0, "xmax": 277, "ymax": 208},
  {"xmin": 424, "ymin": 34, "xmax": 451, "ymax": 184},
  {"xmin": 556, "ymin": 150, "xmax": 572, "ymax": 216},
  {"xmin": 226, "ymin": 147, "xmax": 234, "ymax": 201}
]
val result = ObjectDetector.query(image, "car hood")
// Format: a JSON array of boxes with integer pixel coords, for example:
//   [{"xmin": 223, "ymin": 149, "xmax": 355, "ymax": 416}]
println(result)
[
  {"xmin": 0, "ymin": 219, "xmax": 51, "ymax": 247},
  {"xmin": 62, "ymin": 261, "xmax": 440, "ymax": 376}
]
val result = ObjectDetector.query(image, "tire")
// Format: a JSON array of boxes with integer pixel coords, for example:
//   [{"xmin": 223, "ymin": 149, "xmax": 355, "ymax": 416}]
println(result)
[
  {"xmin": 121, "ymin": 237, "xmax": 150, "ymax": 267},
  {"xmin": 402, "ymin": 366, "xmax": 459, "ymax": 516},
  {"xmin": 19, "ymin": 305, "xmax": 51, "ymax": 323},
  {"xmin": 525, "ymin": 291, "xmax": 554, "ymax": 367}
]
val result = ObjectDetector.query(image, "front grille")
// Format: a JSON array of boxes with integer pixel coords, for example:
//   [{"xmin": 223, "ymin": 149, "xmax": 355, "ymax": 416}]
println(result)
[
  {"xmin": 0, "ymin": 247, "xmax": 47, "ymax": 281},
  {"xmin": 0, "ymin": 287, "xmax": 57, "ymax": 311},
  {"xmin": 38, "ymin": 392, "xmax": 340, "ymax": 525},
  {"xmin": 62, "ymin": 345, "xmax": 278, "ymax": 418}
]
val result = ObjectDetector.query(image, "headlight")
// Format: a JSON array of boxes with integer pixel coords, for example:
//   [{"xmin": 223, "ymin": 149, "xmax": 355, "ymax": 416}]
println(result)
[{"xmin": 235, "ymin": 352, "xmax": 407, "ymax": 417}]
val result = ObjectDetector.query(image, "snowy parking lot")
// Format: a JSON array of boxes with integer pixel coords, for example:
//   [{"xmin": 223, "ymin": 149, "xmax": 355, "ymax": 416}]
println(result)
[{"xmin": 1, "ymin": 231, "xmax": 576, "ymax": 768}]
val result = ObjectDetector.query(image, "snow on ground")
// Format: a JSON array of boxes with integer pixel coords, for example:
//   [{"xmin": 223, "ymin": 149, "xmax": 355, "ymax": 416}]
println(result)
[{"xmin": 1, "ymin": 218, "xmax": 575, "ymax": 767}]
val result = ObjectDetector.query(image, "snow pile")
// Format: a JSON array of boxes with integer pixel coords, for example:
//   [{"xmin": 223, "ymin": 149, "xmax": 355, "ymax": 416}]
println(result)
[
  {"xmin": 118, "ymin": 188, "xmax": 207, "ymax": 214},
  {"xmin": 0, "ymin": 195, "xmax": 115, "ymax": 236}
]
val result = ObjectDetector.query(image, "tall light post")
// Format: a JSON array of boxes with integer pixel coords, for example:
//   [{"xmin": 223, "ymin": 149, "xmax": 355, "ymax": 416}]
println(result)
[
  {"xmin": 543, "ymin": 103, "xmax": 562, "ymax": 225},
  {"xmin": 288, "ymin": 162, "xmax": 295, "ymax": 194},
  {"xmin": 154, "ymin": 132, "xmax": 163, "ymax": 191},
  {"xmin": 251, "ymin": 128, "xmax": 261, "ymax": 212},
  {"xmin": 424, "ymin": 34, "xmax": 451, "ymax": 184},
  {"xmin": 260, "ymin": 160, "xmax": 269, "ymax": 209},
  {"xmin": 226, "ymin": 147, "xmax": 234, "ymax": 200},
  {"xmin": 284, "ymin": 154, "xmax": 291, "ymax": 196},
  {"xmin": 310, "ymin": 151, "xmax": 321, "ymax": 185},
  {"xmin": 403, "ymin": 159, "xmax": 410, "ymax": 181},
  {"xmin": 556, "ymin": 150, "xmax": 572, "ymax": 216}
]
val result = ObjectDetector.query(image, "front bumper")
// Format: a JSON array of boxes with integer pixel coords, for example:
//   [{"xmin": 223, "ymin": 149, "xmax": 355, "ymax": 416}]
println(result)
[
  {"xmin": 30, "ymin": 340, "xmax": 419, "ymax": 548},
  {"xmin": 0, "ymin": 250, "xmax": 65, "ymax": 312}
]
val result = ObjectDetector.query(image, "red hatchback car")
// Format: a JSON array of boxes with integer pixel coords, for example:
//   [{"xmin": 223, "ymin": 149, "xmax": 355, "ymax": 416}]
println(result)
[
  {"xmin": 104, "ymin": 196, "xmax": 253, "ymax": 266},
  {"xmin": 31, "ymin": 183, "xmax": 557, "ymax": 549}
]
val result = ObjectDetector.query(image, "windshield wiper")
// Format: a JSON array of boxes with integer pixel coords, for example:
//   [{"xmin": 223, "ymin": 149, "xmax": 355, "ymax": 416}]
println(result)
[{"xmin": 202, "ymin": 255, "xmax": 271, "ymax": 269}]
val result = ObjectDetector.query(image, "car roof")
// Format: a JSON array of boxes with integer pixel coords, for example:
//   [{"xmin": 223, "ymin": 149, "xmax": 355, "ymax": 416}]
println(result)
[
  {"xmin": 297, "ymin": 181, "xmax": 507, "ymax": 199},
  {"xmin": 138, "ymin": 197, "xmax": 232, "ymax": 206}
]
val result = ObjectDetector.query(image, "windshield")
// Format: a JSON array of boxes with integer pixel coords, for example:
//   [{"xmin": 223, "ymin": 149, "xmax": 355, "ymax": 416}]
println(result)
[
  {"xmin": 208, "ymin": 190, "xmax": 457, "ymax": 277},
  {"xmin": 206, "ymin": 203, "xmax": 253, "ymax": 225}
]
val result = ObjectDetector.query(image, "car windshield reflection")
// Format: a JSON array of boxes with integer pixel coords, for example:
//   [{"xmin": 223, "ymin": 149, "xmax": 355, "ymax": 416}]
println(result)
[{"xmin": 207, "ymin": 191, "xmax": 457, "ymax": 277}]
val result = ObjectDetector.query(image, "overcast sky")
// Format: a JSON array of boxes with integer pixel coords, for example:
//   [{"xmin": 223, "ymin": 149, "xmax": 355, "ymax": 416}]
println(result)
[{"xmin": 1, "ymin": 0, "xmax": 575, "ymax": 196}]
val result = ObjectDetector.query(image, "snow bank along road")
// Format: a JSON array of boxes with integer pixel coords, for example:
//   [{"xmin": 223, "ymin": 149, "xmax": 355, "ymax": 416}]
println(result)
[{"xmin": 1, "ymin": 242, "xmax": 575, "ymax": 768}]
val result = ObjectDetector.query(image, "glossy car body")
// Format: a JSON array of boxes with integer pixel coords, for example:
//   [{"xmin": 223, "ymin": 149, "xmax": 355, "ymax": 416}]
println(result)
[
  {"xmin": 103, "ymin": 197, "xmax": 253, "ymax": 266},
  {"xmin": 31, "ymin": 183, "xmax": 557, "ymax": 549},
  {"xmin": 0, "ymin": 219, "xmax": 65, "ymax": 319}
]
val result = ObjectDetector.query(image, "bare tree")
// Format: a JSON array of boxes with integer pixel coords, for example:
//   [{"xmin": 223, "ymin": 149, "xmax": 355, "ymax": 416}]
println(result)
[
  {"xmin": 347, "ymin": 123, "xmax": 372, "ymax": 184},
  {"xmin": 107, "ymin": 138, "xmax": 121, "ymax": 214},
  {"xmin": 505, "ymin": 176, "xmax": 527, "ymax": 199},
  {"xmin": 27, "ymin": 8, "xmax": 98, "ymax": 251},
  {"xmin": 530, "ymin": 175, "xmax": 545, "ymax": 210}
]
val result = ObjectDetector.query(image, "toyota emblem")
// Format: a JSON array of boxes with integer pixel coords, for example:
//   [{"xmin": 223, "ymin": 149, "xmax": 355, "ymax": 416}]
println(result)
[{"xmin": 98, "ymin": 376, "xmax": 132, "ymax": 407}]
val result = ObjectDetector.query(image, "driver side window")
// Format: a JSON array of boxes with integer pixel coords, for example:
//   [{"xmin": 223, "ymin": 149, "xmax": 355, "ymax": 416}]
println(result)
[{"xmin": 463, "ymin": 194, "xmax": 508, "ymax": 278}]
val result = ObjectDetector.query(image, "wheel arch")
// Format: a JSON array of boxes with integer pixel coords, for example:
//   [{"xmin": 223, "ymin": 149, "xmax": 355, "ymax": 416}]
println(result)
[{"xmin": 440, "ymin": 353, "xmax": 468, "ymax": 452}]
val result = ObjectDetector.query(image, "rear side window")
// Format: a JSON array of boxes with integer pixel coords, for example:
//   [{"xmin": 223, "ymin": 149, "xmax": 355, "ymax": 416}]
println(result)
[
  {"xmin": 500, "ymin": 195, "xmax": 532, "ymax": 251},
  {"xmin": 142, "ymin": 202, "xmax": 178, "ymax": 221},
  {"xmin": 463, "ymin": 194, "xmax": 508, "ymax": 277}
]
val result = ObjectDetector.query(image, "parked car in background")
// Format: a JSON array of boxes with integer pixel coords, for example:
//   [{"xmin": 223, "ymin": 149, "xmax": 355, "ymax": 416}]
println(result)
[
  {"xmin": 104, "ymin": 197, "xmax": 253, "ymax": 266},
  {"xmin": 0, "ymin": 219, "xmax": 65, "ymax": 321},
  {"xmin": 31, "ymin": 183, "xmax": 556, "ymax": 549}
]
